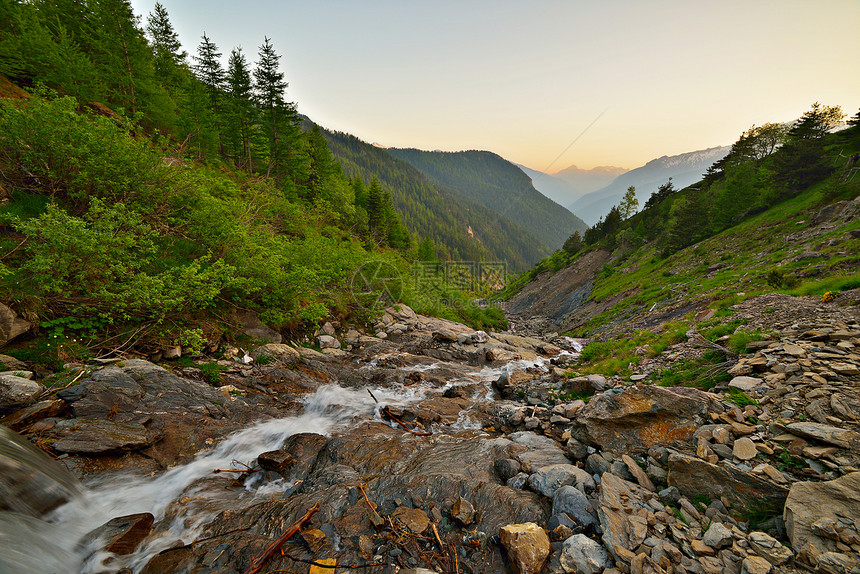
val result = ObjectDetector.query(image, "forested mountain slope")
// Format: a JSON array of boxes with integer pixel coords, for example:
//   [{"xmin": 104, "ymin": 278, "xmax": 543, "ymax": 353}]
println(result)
[
  {"xmin": 387, "ymin": 148, "xmax": 588, "ymax": 250},
  {"xmin": 319, "ymin": 127, "xmax": 551, "ymax": 270}
]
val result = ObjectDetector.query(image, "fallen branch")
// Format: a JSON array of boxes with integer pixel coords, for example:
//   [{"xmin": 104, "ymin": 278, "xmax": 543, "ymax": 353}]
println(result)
[
  {"xmin": 382, "ymin": 406, "xmax": 432, "ymax": 436},
  {"xmin": 38, "ymin": 368, "xmax": 88, "ymax": 399},
  {"xmin": 243, "ymin": 502, "xmax": 321, "ymax": 574}
]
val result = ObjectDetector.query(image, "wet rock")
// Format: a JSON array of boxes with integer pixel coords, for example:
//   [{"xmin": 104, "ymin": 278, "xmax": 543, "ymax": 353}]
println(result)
[
  {"xmin": 667, "ymin": 452, "xmax": 787, "ymax": 514},
  {"xmin": 82, "ymin": 513, "xmax": 154, "ymax": 556},
  {"xmin": 0, "ymin": 374, "xmax": 44, "ymax": 413},
  {"xmin": 251, "ymin": 343, "xmax": 300, "ymax": 365},
  {"xmin": 452, "ymin": 496, "xmax": 476, "ymax": 525},
  {"xmin": 50, "ymin": 418, "xmax": 161, "ymax": 455},
  {"xmin": 784, "ymin": 471, "xmax": 860, "ymax": 569},
  {"xmin": 558, "ymin": 533, "xmax": 611, "ymax": 573},
  {"xmin": 499, "ymin": 522, "xmax": 551, "ymax": 574},
  {"xmin": 529, "ymin": 464, "xmax": 594, "ymax": 497},
  {"xmin": 572, "ymin": 386, "xmax": 721, "ymax": 455},
  {"xmin": 552, "ymin": 486, "xmax": 596, "ymax": 530},
  {"xmin": 392, "ymin": 506, "xmax": 429, "ymax": 534},
  {"xmin": 265, "ymin": 433, "xmax": 328, "ymax": 482},
  {"xmin": 0, "ymin": 399, "xmax": 65, "ymax": 431},
  {"xmin": 0, "ymin": 426, "xmax": 81, "ymax": 516}
]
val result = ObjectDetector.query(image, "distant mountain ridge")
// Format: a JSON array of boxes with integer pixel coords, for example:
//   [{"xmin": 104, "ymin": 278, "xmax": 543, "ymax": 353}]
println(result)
[
  {"xmin": 517, "ymin": 164, "xmax": 627, "ymax": 215},
  {"xmin": 387, "ymin": 148, "xmax": 588, "ymax": 251},
  {"xmin": 316, "ymin": 126, "xmax": 552, "ymax": 270},
  {"xmin": 568, "ymin": 146, "xmax": 731, "ymax": 225}
]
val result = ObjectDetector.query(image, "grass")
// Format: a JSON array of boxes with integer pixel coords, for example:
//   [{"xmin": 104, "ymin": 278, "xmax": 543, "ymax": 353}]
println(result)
[
  {"xmin": 200, "ymin": 362, "xmax": 227, "ymax": 385},
  {"xmin": 725, "ymin": 388, "xmax": 758, "ymax": 407},
  {"xmin": 657, "ymin": 350, "xmax": 731, "ymax": 389}
]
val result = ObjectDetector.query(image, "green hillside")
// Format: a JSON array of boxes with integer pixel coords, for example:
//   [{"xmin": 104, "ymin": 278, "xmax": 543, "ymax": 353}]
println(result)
[
  {"xmin": 506, "ymin": 104, "xmax": 860, "ymax": 339},
  {"xmin": 319, "ymin": 127, "xmax": 551, "ymax": 271},
  {"xmin": 388, "ymin": 148, "xmax": 588, "ymax": 249}
]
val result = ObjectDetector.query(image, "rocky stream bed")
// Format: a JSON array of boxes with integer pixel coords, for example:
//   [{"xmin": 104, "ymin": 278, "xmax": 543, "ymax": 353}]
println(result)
[{"xmin": 1, "ymin": 298, "xmax": 860, "ymax": 574}]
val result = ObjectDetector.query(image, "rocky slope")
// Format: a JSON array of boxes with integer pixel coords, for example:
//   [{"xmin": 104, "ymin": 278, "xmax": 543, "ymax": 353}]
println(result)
[{"xmin": 1, "ymin": 296, "xmax": 859, "ymax": 574}]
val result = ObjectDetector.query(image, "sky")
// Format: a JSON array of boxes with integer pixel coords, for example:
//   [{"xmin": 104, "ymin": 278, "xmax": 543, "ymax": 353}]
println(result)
[{"xmin": 130, "ymin": 0, "xmax": 860, "ymax": 172}]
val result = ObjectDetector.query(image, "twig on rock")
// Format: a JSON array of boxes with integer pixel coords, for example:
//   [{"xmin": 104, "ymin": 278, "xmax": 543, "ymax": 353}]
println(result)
[{"xmin": 243, "ymin": 501, "xmax": 321, "ymax": 574}]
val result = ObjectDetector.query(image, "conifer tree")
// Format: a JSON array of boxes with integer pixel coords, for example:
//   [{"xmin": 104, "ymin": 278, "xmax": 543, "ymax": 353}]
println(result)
[
  {"xmin": 146, "ymin": 2, "xmax": 186, "ymax": 76},
  {"xmin": 193, "ymin": 33, "xmax": 225, "ymax": 155},
  {"xmin": 225, "ymin": 47, "xmax": 254, "ymax": 170},
  {"xmin": 254, "ymin": 36, "xmax": 296, "ymax": 179}
]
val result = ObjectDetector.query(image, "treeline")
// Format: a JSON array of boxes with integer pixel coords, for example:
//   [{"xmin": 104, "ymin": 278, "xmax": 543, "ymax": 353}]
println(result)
[{"xmin": 568, "ymin": 103, "xmax": 860, "ymax": 260}]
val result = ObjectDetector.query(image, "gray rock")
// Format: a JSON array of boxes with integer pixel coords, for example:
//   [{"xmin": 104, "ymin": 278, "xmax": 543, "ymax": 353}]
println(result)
[
  {"xmin": 50, "ymin": 418, "xmax": 160, "ymax": 455},
  {"xmin": 584, "ymin": 453, "xmax": 610, "ymax": 476},
  {"xmin": 251, "ymin": 343, "xmax": 300, "ymax": 365},
  {"xmin": 703, "ymin": 522, "xmax": 733, "ymax": 549},
  {"xmin": 784, "ymin": 422, "xmax": 860, "ymax": 451},
  {"xmin": 565, "ymin": 437, "xmax": 588, "ymax": 460},
  {"xmin": 495, "ymin": 458, "xmax": 522, "ymax": 482},
  {"xmin": 747, "ymin": 531, "xmax": 792, "ymax": 566},
  {"xmin": 507, "ymin": 473, "xmax": 529, "ymax": 489},
  {"xmin": 529, "ymin": 464, "xmax": 595, "ymax": 497},
  {"xmin": 728, "ymin": 376, "xmax": 764, "ymax": 392},
  {"xmin": 0, "ymin": 374, "xmax": 44, "ymax": 413},
  {"xmin": 317, "ymin": 335, "xmax": 339, "ymax": 349},
  {"xmin": 658, "ymin": 486, "xmax": 681, "ymax": 507},
  {"xmin": 552, "ymin": 486, "xmax": 595, "ymax": 529},
  {"xmin": 558, "ymin": 533, "xmax": 611, "ymax": 573}
]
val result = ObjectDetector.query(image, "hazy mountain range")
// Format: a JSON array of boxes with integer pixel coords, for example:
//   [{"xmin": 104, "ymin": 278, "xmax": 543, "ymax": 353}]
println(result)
[
  {"xmin": 561, "ymin": 146, "xmax": 731, "ymax": 226},
  {"xmin": 517, "ymin": 164, "xmax": 627, "ymax": 207}
]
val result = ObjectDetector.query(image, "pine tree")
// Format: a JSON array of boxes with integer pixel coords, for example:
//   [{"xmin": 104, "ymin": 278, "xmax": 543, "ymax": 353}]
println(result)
[
  {"xmin": 193, "ymin": 33, "xmax": 225, "ymax": 155},
  {"xmin": 225, "ymin": 47, "xmax": 254, "ymax": 170},
  {"xmin": 254, "ymin": 36, "xmax": 294, "ymax": 178},
  {"xmin": 146, "ymin": 2, "xmax": 186, "ymax": 76}
]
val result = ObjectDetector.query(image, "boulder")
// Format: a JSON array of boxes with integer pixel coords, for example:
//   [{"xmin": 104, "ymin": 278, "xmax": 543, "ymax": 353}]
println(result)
[
  {"xmin": 528, "ymin": 464, "xmax": 594, "ymax": 498},
  {"xmin": 571, "ymin": 386, "xmax": 721, "ymax": 454},
  {"xmin": 392, "ymin": 506, "xmax": 429, "ymax": 534},
  {"xmin": 784, "ymin": 422, "xmax": 860, "ymax": 451},
  {"xmin": 317, "ymin": 335, "xmax": 339, "ymax": 349},
  {"xmin": 598, "ymin": 472, "xmax": 652, "ymax": 562},
  {"xmin": 236, "ymin": 310, "xmax": 282, "ymax": 344},
  {"xmin": 552, "ymin": 486, "xmax": 596, "ymax": 530},
  {"xmin": 81, "ymin": 513, "xmax": 154, "ymax": 556},
  {"xmin": 747, "ymin": 531, "xmax": 793, "ymax": 566},
  {"xmin": 784, "ymin": 472, "xmax": 860, "ymax": 569},
  {"xmin": 0, "ymin": 375, "xmax": 45, "ymax": 413},
  {"xmin": 251, "ymin": 343, "xmax": 300, "ymax": 365},
  {"xmin": 0, "ymin": 302, "xmax": 30, "ymax": 347},
  {"xmin": 49, "ymin": 418, "xmax": 161, "ymax": 455},
  {"xmin": 499, "ymin": 522, "xmax": 550, "ymax": 574},
  {"xmin": 558, "ymin": 533, "xmax": 611, "ymax": 574},
  {"xmin": 702, "ymin": 522, "xmax": 733, "ymax": 549},
  {"xmin": 667, "ymin": 452, "xmax": 787, "ymax": 514}
]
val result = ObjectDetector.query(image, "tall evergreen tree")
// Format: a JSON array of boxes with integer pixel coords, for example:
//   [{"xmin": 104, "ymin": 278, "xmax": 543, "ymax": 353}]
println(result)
[
  {"xmin": 225, "ymin": 46, "xmax": 254, "ymax": 170},
  {"xmin": 254, "ymin": 36, "xmax": 299, "ymax": 180},
  {"xmin": 146, "ymin": 2, "xmax": 186, "ymax": 76},
  {"xmin": 193, "ymin": 33, "xmax": 225, "ymax": 155}
]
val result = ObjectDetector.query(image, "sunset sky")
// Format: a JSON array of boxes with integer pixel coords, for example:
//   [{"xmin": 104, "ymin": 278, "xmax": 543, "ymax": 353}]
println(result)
[{"xmin": 130, "ymin": 0, "xmax": 860, "ymax": 171}]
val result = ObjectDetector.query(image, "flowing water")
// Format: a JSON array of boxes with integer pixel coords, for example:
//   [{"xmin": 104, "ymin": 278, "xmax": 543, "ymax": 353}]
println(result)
[{"xmin": 0, "ymin": 346, "xmax": 579, "ymax": 573}]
